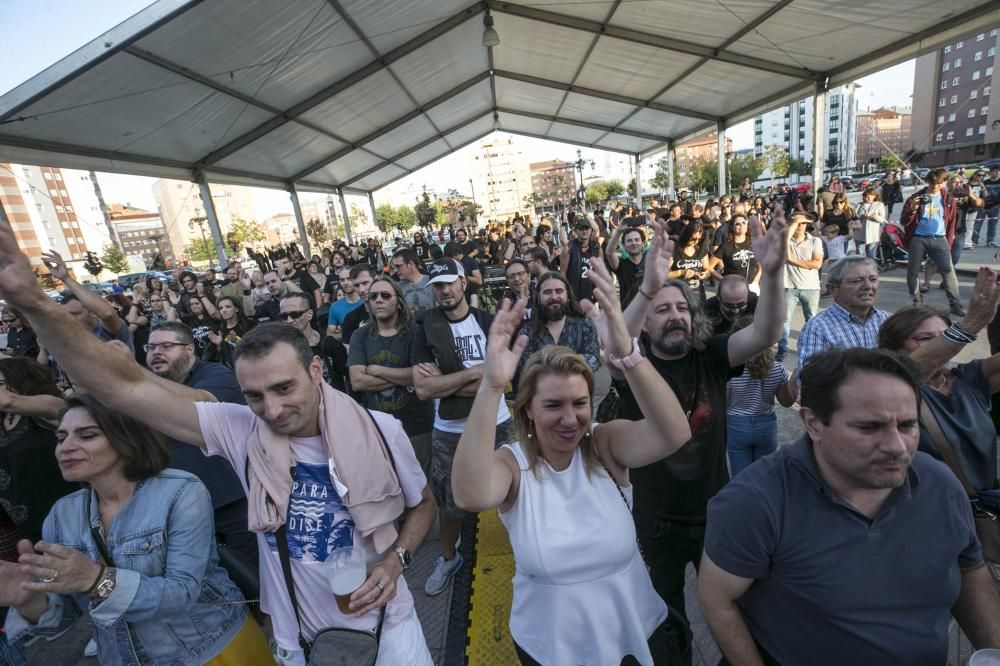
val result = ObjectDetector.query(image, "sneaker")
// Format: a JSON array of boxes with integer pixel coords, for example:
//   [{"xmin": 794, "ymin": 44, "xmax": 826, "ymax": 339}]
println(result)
[
  {"xmin": 964, "ymin": 243, "xmax": 974, "ymax": 249},
  {"xmin": 775, "ymin": 348, "xmax": 787, "ymax": 363},
  {"xmin": 919, "ymin": 283, "xmax": 929, "ymax": 293},
  {"xmin": 424, "ymin": 553, "xmax": 463, "ymax": 596},
  {"xmin": 913, "ymin": 296, "xmax": 923, "ymax": 307},
  {"xmin": 84, "ymin": 638, "xmax": 98, "ymax": 658},
  {"xmin": 950, "ymin": 304, "xmax": 967, "ymax": 317}
]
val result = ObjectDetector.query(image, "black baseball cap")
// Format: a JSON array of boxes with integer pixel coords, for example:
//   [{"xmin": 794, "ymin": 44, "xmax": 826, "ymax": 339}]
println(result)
[{"xmin": 427, "ymin": 258, "xmax": 465, "ymax": 284}]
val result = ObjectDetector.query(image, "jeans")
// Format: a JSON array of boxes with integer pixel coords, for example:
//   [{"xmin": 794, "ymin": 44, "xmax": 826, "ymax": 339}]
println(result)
[
  {"xmin": 779, "ymin": 288, "xmax": 820, "ymax": 353},
  {"xmin": 972, "ymin": 207, "xmax": 999, "ymax": 245},
  {"xmin": 907, "ymin": 236, "xmax": 961, "ymax": 308},
  {"xmin": 633, "ymin": 513, "xmax": 705, "ymax": 624},
  {"xmin": 952, "ymin": 231, "xmax": 966, "ymax": 266},
  {"xmin": 727, "ymin": 413, "xmax": 778, "ymax": 476}
]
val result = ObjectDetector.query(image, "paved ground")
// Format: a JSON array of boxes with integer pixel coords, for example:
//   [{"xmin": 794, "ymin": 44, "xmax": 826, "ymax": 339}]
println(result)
[{"xmin": 23, "ymin": 254, "xmax": 994, "ymax": 665}]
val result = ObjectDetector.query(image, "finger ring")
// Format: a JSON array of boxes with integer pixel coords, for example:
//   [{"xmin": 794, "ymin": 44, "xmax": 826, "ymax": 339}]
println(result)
[
  {"xmin": 42, "ymin": 570, "xmax": 58, "ymax": 583},
  {"xmin": 376, "ymin": 581, "xmax": 384, "ymax": 592}
]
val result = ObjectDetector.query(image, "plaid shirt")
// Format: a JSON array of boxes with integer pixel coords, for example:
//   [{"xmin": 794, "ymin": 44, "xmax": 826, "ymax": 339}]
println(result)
[{"xmin": 796, "ymin": 301, "xmax": 890, "ymax": 369}]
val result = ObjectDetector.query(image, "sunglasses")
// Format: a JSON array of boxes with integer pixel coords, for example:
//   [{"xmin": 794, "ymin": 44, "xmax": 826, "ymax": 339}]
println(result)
[
  {"xmin": 368, "ymin": 291, "xmax": 394, "ymax": 302},
  {"xmin": 281, "ymin": 310, "xmax": 309, "ymax": 320}
]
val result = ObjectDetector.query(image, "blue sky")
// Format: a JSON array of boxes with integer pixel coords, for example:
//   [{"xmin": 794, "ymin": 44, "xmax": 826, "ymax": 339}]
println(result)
[{"xmin": 0, "ymin": 1, "xmax": 917, "ymax": 212}]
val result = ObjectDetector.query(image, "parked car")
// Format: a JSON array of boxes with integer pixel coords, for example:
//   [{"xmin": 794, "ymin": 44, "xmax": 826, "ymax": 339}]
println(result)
[
  {"xmin": 117, "ymin": 271, "xmax": 171, "ymax": 291},
  {"xmin": 792, "ymin": 183, "xmax": 812, "ymax": 194},
  {"xmin": 80, "ymin": 281, "xmax": 115, "ymax": 296}
]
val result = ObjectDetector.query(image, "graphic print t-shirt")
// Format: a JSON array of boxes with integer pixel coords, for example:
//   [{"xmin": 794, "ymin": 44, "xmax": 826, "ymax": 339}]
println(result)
[{"xmin": 194, "ymin": 403, "xmax": 427, "ymax": 652}]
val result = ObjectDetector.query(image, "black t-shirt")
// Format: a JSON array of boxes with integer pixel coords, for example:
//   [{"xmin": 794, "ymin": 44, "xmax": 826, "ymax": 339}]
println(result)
[
  {"xmin": 618, "ymin": 334, "xmax": 742, "ymax": 522},
  {"xmin": 412, "ymin": 241, "xmax": 432, "ymax": 262},
  {"xmin": 672, "ymin": 248, "xmax": 708, "ymax": 293},
  {"xmin": 704, "ymin": 292, "xmax": 759, "ymax": 335},
  {"xmin": 175, "ymin": 360, "xmax": 247, "ymax": 509},
  {"xmin": 347, "ymin": 327, "xmax": 435, "ymax": 436},
  {"xmin": 613, "ymin": 254, "xmax": 644, "ymax": 304},
  {"xmin": 460, "ymin": 255, "xmax": 480, "ymax": 298},
  {"xmin": 822, "ymin": 211, "xmax": 851, "ymax": 236},
  {"xmin": 983, "ymin": 178, "xmax": 1000, "ymax": 208},
  {"xmin": 666, "ymin": 218, "xmax": 686, "ymax": 239},
  {"xmin": 6, "ymin": 327, "xmax": 38, "ymax": 359},
  {"xmin": 718, "ymin": 239, "xmax": 758, "ymax": 280},
  {"xmin": 459, "ymin": 240, "xmax": 477, "ymax": 258},
  {"xmin": 565, "ymin": 239, "xmax": 599, "ymax": 301},
  {"xmin": 180, "ymin": 315, "xmax": 220, "ymax": 357},
  {"xmin": 342, "ymin": 303, "xmax": 370, "ymax": 345}
]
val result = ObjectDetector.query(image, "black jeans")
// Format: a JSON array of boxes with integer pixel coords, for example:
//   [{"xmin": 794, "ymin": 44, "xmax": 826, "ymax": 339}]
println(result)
[
  {"xmin": 513, "ymin": 612, "xmax": 692, "ymax": 665},
  {"xmin": 634, "ymin": 513, "xmax": 706, "ymax": 623}
]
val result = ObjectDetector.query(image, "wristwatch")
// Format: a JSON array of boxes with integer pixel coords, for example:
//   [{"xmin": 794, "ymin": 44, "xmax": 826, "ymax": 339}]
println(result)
[
  {"xmin": 394, "ymin": 546, "xmax": 412, "ymax": 571},
  {"xmin": 607, "ymin": 338, "xmax": 644, "ymax": 370},
  {"xmin": 91, "ymin": 567, "xmax": 117, "ymax": 601}
]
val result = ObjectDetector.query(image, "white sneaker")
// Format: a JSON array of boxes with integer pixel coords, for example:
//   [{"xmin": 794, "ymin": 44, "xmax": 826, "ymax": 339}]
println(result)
[
  {"xmin": 964, "ymin": 243, "xmax": 974, "ymax": 249},
  {"xmin": 423, "ymin": 553, "xmax": 463, "ymax": 596},
  {"xmin": 84, "ymin": 638, "xmax": 97, "ymax": 657}
]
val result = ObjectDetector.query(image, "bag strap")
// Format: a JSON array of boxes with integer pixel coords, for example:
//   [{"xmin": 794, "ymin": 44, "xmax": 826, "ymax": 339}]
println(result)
[
  {"xmin": 597, "ymin": 455, "xmax": 647, "ymax": 566},
  {"xmin": 275, "ymin": 521, "xmax": 310, "ymax": 652},
  {"xmin": 920, "ymin": 401, "xmax": 976, "ymax": 497}
]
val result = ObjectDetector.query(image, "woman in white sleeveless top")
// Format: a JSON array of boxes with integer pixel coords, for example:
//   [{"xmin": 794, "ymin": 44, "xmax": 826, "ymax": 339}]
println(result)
[{"xmin": 453, "ymin": 243, "xmax": 693, "ymax": 666}]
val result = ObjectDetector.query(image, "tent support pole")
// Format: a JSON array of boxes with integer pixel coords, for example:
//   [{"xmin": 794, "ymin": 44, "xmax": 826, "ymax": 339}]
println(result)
[
  {"xmin": 195, "ymin": 171, "xmax": 227, "ymax": 265},
  {"xmin": 667, "ymin": 141, "xmax": 676, "ymax": 201},
  {"xmin": 289, "ymin": 183, "xmax": 310, "ymax": 257},
  {"xmin": 634, "ymin": 154, "xmax": 641, "ymax": 209},
  {"xmin": 339, "ymin": 190, "xmax": 353, "ymax": 245},
  {"xmin": 812, "ymin": 81, "xmax": 827, "ymax": 194},
  {"xmin": 717, "ymin": 121, "xmax": 727, "ymax": 198}
]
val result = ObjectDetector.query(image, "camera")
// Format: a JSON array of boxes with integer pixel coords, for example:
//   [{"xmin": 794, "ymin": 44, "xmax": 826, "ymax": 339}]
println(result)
[{"xmin": 915, "ymin": 195, "xmax": 930, "ymax": 206}]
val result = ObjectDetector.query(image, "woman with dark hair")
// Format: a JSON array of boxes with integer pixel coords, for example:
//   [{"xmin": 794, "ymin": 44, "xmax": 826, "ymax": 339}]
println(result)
[
  {"xmin": 535, "ymin": 224, "xmax": 556, "ymax": 259},
  {"xmin": 853, "ymin": 187, "xmax": 886, "ymax": 258},
  {"xmin": 821, "ymin": 192, "xmax": 856, "ymax": 237},
  {"xmin": 168, "ymin": 295, "xmax": 219, "ymax": 357},
  {"xmin": 0, "ymin": 393, "xmax": 271, "ymax": 664},
  {"xmin": 717, "ymin": 215, "xmax": 761, "ymax": 290},
  {"xmin": 0, "ymin": 358, "xmax": 76, "ymax": 560},
  {"xmin": 452, "ymin": 257, "xmax": 692, "ymax": 666},
  {"xmin": 670, "ymin": 222, "xmax": 718, "ymax": 300},
  {"xmin": 205, "ymin": 296, "xmax": 256, "ymax": 369},
  {"xmin": 738, "ymin": 176, "xmax": 753, "ymax": 201},
  {"xmin": 301, "ymin": 259, "xmax": 327, "ymax": 307}
]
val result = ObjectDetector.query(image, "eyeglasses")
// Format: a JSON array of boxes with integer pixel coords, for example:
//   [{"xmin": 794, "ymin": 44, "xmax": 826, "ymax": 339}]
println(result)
[
  {"xmin": 506, "ymin": 270, "xmax": 527, "ymax": 279},
  {"xmin": 908, "ymin": 333, "xmax": 940, "ymax": 345},
  {"xmin": 720, "ymin": 300, "xmax": 748, "ymax": 311},
  {"xmin": 281, "ymin": 310, "xmax": 309, "ymax": 320},
  {"xmin": 144, "ymin": 341, "xmax": 190, "ymax": 352},
  {"xmin": 368, "ymin": 291, "xmax": 394, "ymax": 302}
]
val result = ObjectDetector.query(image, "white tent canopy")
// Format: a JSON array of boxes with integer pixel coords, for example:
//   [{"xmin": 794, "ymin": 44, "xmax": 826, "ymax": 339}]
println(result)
[{"xmin": 1, "ymin": 0, "xmax": 997, "ymax": 252}]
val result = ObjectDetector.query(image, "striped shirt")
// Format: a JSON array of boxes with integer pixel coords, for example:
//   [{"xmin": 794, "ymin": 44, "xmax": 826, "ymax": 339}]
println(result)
[
  {"xmin": 796, "ymin": 302, "xmax": 891, "ymax": 369},
  {"xmin": 728, "ymin": 362, "xmax": 790, "ymax": 416}
]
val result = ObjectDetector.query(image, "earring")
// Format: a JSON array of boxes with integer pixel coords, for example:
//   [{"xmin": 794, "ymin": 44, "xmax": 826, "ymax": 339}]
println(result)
[{"xmin": 527, "ymin": 420, "xmax": 534, "ymax": 440}]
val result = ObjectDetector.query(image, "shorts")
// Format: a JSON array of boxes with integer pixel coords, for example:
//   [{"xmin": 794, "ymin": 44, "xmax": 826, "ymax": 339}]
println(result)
[
  {"xmin": 408, "ymin": 431, "xmax": 432, "ymax": 480},
  {"xmin": 431, "ymin": 418, "xmax": 516, "ymax": 519}
]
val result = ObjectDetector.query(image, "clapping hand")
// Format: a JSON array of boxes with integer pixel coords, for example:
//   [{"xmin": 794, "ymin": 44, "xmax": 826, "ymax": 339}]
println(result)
[
  {"xmin": 582, "ymin": 259, "xmax": 632, "ymax": 358},
  {"xmin": 0, "ymin": 541, "xmax": 41, "ymax": 608},
  {"xmin": 639, "ymin": 220, "xmax": 675, "ymax": 295},
  {"xmin": 40, "ymin": 250, "xmax": 69, "ymax": 281},
  {"xmin": 961, "ymin": 267, "xmax": 1000, "ymax": 333},
  {"xmin": 751, "ymin": 202, "xmax": 789, "ymax": 275},
  {"xmin": 18, "ymin": 540, "xmax": 102, "ymax": 595},
  {"xmin": 0, "ymin": 208, "xmax": 46, "ymax": 306},
  {"xmin": 483, "ymin": 298, "xmax": 529, "ymax": 392}
]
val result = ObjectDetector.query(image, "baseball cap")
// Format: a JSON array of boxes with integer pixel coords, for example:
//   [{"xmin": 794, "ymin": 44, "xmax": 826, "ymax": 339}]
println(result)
[
  {"xmin": 427, "ymin": 258, "xmax": 465, "ymax": 284},
  {"xmin": 574, "ymin": 219, "xmax": 592, "ymax": 230}
]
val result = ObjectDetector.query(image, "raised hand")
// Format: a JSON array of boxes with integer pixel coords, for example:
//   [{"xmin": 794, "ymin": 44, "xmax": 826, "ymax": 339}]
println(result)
[
  {"xmin": 0, "ymin": 541, "xmax": 41, "ymax": 608},
  {"xmin": 751, "ymin": 203, "xmax": 789, "ymax": 275},
  {"xmin": 0, "ymin": 207, "xmax": 47, "ymax": 305},
  {"xmin": 483, "ymin": 297, "xmax": 529, "ymax": 392},
  {"xmin": 582, "ymin": 259, "xmax": 632, "ymax": 358},
  {"xmin": 961, "ymin": 266, "xmax": 1000, "ymax": 333},
  {"xmin": 239, "ymin": 271, "xmax": 252, "ymax": 290},
  {"xmin": 640, "ymin": 219, "xmax": 676, "ymax": 294},
  {"xmin": 18, "ymin": 540, "xmax": 102, "ymax": 594},
  {"xmin": 40, "ymin": 250, "xmax": 69, "ymax": 281}
]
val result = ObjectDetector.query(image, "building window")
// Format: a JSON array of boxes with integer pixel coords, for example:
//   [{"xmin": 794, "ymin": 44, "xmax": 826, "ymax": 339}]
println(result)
[
  {"xmin": 958, "ymin": 40, "xmax": 966, "ymax": 48},
  {"xmin": 983, "ymin": 106, "xmax": 990, "ymax": 115},
  {"xmin": 976, "ymin": 51, "xmax": 983, "ymax": 61},
  {"xmin": 955, "ymin": 58, "xmax": 962, "ymax": 67},
  {"xmin": 945, "ymin": 45, "xmax": 952, "ymax": 54},
  {"xmin": 986, "ymin": 86, "xmax": 992, "ymax": 96},
  {"xmin": 988, "ymin": 66, "xmax": 994, "ymax": 76},
  {"xmin": 967, "ymin": 127, "xmax": 975, "ymax": 137},
  {"xmin": 990, "ymin": 47, "xmax": 996, "ymax": 57},
  {"xmin": 951, "ymin": 95, "xmax": 958, "ymax": 103},
  {"xmin": 941, "ymin": 81, "xmax": 948, "ymax": 89},
  {"xmin": 970, "ymin": 109, "xmax": 977, "ymax": 118},
  {"xmin": 53, "ymin": 173, "xmax": 61, "ymax": 181},
  {"xmin": 939, "ymin": 98, "xmax": 946, "ymax": 107},
  {"xmin": 943, "ymin": 62, "xmax": 950, "ymax": 71},
  {"xmin": 972, "ymin": 90, "xmax": 979, "ymax": 99},
  {"xmin": 954, "ymin": 76, "xmax": 961, "ymax": 85},
  {"xmin": 948, "ymin": 112, "xmax": 956, "ymax": 121},
  {"xmin": 947, "ymin": 131, "xmax": 955, "ymax": 139},
  {"xmin": 936, "ymin": 133, "xmax": 944, "ymax": 141},
  {"xmin": 980, "ymin": 125, "xmax": 988, "ymax": 134},
  {"xmin": 976, "ymin": 34, "xmax": 984, "ymax": 42},
  {"xmin": 992, "ymin": 29, "xmax": 998, "ymax": 37},
  {"xmin": 938, "ymin": 115, "xmax": 945, "ymax": 124},
  {"xmin": 973, "ymin": 70, "xmax": 981, "ymax": 80}
]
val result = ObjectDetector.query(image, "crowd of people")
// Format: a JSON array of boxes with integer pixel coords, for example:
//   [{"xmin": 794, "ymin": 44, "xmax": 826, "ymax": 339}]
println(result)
[{"xmin": 0, "ymin": 165, "xmax": 997, "ymax": 665}]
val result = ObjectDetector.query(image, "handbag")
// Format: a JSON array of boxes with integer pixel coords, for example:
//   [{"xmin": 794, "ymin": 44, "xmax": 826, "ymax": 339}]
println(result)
[
  {"xmin": 920, "ymin": 403, "xmax": 1000, "ymax": 562},
  {"xmin": 595, "ymin": 382, "xmax": 621, "ymax": 423},
  {"xmin": 216, "ymin": 541, "xmax": 260, "ymax": 603},
  {"xmin": 275, "ymin": 522, "xmax": 384, "ymax": 666}
]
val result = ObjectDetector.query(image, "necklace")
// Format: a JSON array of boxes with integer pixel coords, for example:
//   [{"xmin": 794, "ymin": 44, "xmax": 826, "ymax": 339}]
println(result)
[{"xmin": 927, "ymin": 371, "xmax": 949, "ymax": 393}]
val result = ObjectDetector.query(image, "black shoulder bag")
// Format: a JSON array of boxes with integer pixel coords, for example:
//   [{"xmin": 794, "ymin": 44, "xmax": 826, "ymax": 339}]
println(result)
[{"xmin": 271, "ymin": 408, "xmax": 394, "ymax": 666}]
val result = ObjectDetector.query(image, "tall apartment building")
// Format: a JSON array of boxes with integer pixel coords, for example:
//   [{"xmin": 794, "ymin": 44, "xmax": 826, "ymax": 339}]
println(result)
[
  {"xmin": 855, "ymin": 107, "xmax": 913, "ymax": 167},
  {"xmin": 0, "ymin": 164, "xmax": 45, "ymax": 269},
  {"xmin": 151, "ymin": 179, "xmax": 257, "ymax": 259},
  {"xmin": 109, "ymin": 204, "xmax": 175, "ymax": 268},
  {"xmin": 911, "ymin": 27, "xmax": 999, "ymax": 165},
  {"xmin": 529, "ymin": 160, "xmax": 578, "ymax": 210},
  {"xmin": 753, "ymin": 83, "xmax": 858, "ymax": 177},
  {"xmin": 470, "ymin": 136, "xmax": 532, "ymax": 222}
]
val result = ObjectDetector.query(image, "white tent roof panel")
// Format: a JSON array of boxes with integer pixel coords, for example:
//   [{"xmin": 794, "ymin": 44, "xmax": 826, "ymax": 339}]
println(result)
[
  {"xmin": 1, "ymin": 0, "xmax": 995, "ymax": 193},
  {"xmin": 298, "ymin": 69, "xmax": 405, "ymax": 143},
  {"xmin": 215, "ymin": 123, "xmax": 348, "ymax": 178},
  {"xmin": 573, "ymin": 37, "xmax": 703, "ymax": 101},
  {"xmin": 387, "ymin": 18, "xmax": 488, "ymax": 105},
  {"xmin": 558, "ymin": 92, "xmax": 634, "ymax": 128},
  {"xmin": 424, "ymin": 80, "xmax": 493, "ymax": 128},
  {"xmin": 492, "ymin": 14, "xmax": 594, "ymax": 83}
]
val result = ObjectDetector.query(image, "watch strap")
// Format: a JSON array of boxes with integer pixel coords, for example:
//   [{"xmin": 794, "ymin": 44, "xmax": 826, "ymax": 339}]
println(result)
[
  {"xmin": 607, "ymin": 338, "xmax": 643, "ymax": 370},
  {"xmin": 394, "ymin": 546, "xmax": 410, "ymax": 570}
]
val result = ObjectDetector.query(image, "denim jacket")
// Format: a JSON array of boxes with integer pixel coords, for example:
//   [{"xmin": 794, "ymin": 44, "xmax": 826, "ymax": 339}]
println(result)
[{"xmin": 6, "ymin": 469, "xmax": 247, "ymax": 665}]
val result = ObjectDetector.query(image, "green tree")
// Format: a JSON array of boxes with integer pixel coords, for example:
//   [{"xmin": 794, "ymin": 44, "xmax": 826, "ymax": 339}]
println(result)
[
  {"xmin": 731, "ymin": 153, "xmax": 766, "ymax": 184},
  {"xmin": 226, "ymin": 217, "xmax": 265, "ymax": 256},
  {"xmin": 101, "ymin": 243, "xmax": 130, "ymax": 276},
  {"xmin": 460, "ymin": 201, "xmax": 482, "ymax": 224},
  {"xmin": 433, "ymin": 200, "xmax": 448, "ymax": 226},
  {"xmin": 185, "ymin": 237, "xmax": 218, "ymax": 263},
  {"xmin": 604, "ymin": 179, "xmax": 625, "ymax": 199},
  {"xmin": 305, "ymin": 218, "xmax": 331, "ymax": 246},
  {"xmin": 83, "ymin": 251, "xmax": 103, "ymax": 277},
  {"xmin": 413, "ymin": 191, "xmax": 437, "ymax": 229},
  {"xmin": 650, "ymin": 157, "xmax": 674, "ymax": 194},
  {"xmin": 523, "ymin": 192, "xmax": 543, "ymax": 212},
  {"xmin": 377, "ymin": 204, "xmax": 417, "ymax": 234},
  {"xmin": 349, "ymin": 203, "xmax": 369, "ymax": 236},
  {"xmin": 762, "ymin": 145, "xmax": 790, "ymax": 187},
  {"xmin": 786, "ymin": 157, "xmax": 812, "ymax": 177},
  {"xmin": 878, "ymin": 154, "xmax": 903, "ymax": 171},
  {"xmin": 689, "ymin": 158, "xmax": 719, "ymax": 194}
]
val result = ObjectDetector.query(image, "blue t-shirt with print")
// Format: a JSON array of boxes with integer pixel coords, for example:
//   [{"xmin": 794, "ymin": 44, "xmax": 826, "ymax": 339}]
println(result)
[
  {"xmin": 327, "ymin": 298, "xmax": 364, "ymax": 327},
  {"xmin": 916, "ymin": 193, "xmax": 946, "ymax": 236},
  {"xmin": 264, "ymin": 461, "xmax": 355, "ymax": 561}
]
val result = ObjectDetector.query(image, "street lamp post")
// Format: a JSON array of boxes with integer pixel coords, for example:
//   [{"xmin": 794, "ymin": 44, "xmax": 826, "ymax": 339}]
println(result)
[
  {"xmin": 570, "ymin": 149, "xmax": 595, "ymax": 210},
  {"xmin": 468, "ymin": 178, "xmax": 477, "ymax": 225}
]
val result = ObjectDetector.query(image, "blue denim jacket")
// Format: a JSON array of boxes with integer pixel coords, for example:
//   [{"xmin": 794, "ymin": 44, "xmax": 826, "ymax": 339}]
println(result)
[{"xmin": 6, "ymin": 469, "xmax": 247, "ymax": 665}]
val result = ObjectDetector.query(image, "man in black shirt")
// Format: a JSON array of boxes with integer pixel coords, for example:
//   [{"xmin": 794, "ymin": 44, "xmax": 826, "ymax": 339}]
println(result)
[
  {"xmin": 412, "ymin": 231, "xmax": 433, "ymax": 265},
  {"xmin": 605, "ymin": 226, "xmax": 646, "ymax": 305},
  {"xmin": 455, "ymin": 228, "xmax": 478, "ymax": 260},
  {"xmin": 616, "ymin": 212, "xmax": 788, "ymax": 643},
  {"xmin": 703, "ymin": 275, "xmax": 759, "ymax": 335},
  {"xmin": 559, "ymin": 219, "xmax": 601, "ymax": 301},
  {"xmin": 340, "ymin": 263, "xmax": 377, "ymax": 346},
  {"xmin": 2, "ymin": 308, "xmax": 38, "ymax": 359},
  {"xmin": 144, "ymin": 321, "xmax": 256, "ymax": 569}
]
